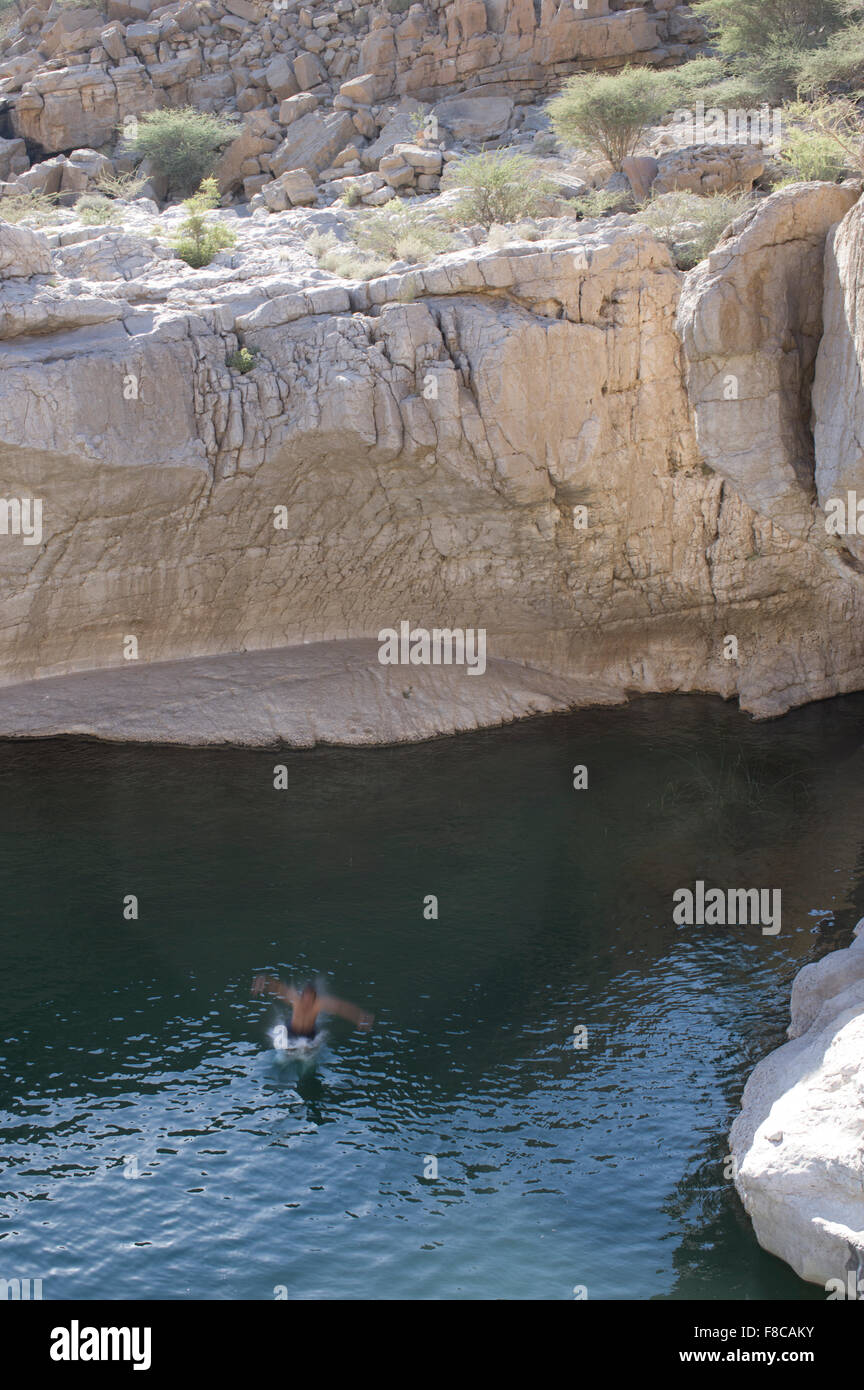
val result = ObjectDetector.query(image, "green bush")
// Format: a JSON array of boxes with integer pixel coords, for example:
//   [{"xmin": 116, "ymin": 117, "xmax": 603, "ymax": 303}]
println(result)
[
  {"xmin": 796, "ymin": 22, "xmax": 864, "ymax": 90},
  {"xmin": 75, "ymin": 193, "xmax": 119, "ymax": 225},
  {"xmin": 667, "ymin": 57, "xmax": 729, "ymax": 102},
  {"xmin": 695, "ymin": 0, "xmax": 851, "ymax": 56},
  {"xmin": 781, "ymin": 125, "xmax": 846, "ymax": 179},
  {"xmin": 635, "ymin": 191, "xmax": 753, "ymax": 269},
  {"xmin": 444, "ymin": 150, "xmax": 554, "ymax": 226},
  {"xmin": 130, "ymin": 107, "xmax": 237, "ymax": 197},
  {"xmin": 783, "ymin": 94, "xmax": 864, "ymax": 173},
  {"xmin": 171, "ymin": 177, "xmax": 237, "ymax": 267},
  {"xmin": 352, "ymin": 201, "xmax": 454, "ymax": 260},
  {"xmin": 548, "ymin": 66, "xmax": 669, "ymax": 170}
]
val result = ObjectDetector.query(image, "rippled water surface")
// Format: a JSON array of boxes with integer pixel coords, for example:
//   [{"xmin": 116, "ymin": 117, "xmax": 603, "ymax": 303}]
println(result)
[{"xmin": 3, "ymin": 693, "xmax": 864, "ymax": 1300}]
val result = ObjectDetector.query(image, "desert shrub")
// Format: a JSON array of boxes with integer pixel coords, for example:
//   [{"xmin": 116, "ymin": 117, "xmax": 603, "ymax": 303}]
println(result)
[
  {"xmin": 444, "ymin": 150, "xmax": 554, "ymax": 226},
  {"xmin": 75, "ymin": 193, "xmax": 119, "ymax": 225},
  {"xmin": 96, "ymin": 167, "xmax": 147, "ymax": 201},
  {"xmin": 695, "ymin": 0, "xmax": 852, "ymax": 56},
  {"xmin": 307, "ymin": 230, "xmax": 390, "ymax": 279},
  {"xmin": 226, "ymin": 346, "xmax": 259, "ymax": 373},
  {"xmin": 130, "ymin": 107, "xmax": 237, "ymax": 196},
  {"xmin": 796, "ymin": 22, "xmax": 864, "ymax": 90},
  {"xmin": 352, "ymin": 202, "xmax": 454, "ymax": 260},
  {"xmin": 548, "ymin": 66, "xmax": 669, "ymax": 169},
  {"xmin": 340, "ymin": 182, "xmax": 362, "ymax": 206},
  {"xmin": 668, "ymin": 57, "xmax": 729, "ymax": 102},
  {"xmin": 635, "ymin": 190, "xmax": 752, "ymax": 269},
  {"xmin": 0, "ymin": 191, "xmax": 60, "ymax": 226},
  {"xmin": 780, "ymin": 125, "xmax": 847, "ymax": 179},
  {"xmin": 487, "ymin": 220, "xmax": 544, "ymax": 246},
  {"xmin": 568, "ymin": 187, "xmax": 632, "ymax": 218},
  {"xmin": 171, "ymin": 177, "xmax": 236, "ymax": 267},
  {"xmin": 784, "ymin": 94, "xmax": 864, "ymax": 172}
]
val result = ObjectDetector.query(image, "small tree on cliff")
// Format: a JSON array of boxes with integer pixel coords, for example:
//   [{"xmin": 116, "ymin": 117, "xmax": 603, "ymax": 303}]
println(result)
[
  {"xmin": 548, "ymin": 67, "xmax": 669, "ymax": 171},
  {"xmin": 129, "ymin": 107, "xmax": 237, "ymax": 197}
]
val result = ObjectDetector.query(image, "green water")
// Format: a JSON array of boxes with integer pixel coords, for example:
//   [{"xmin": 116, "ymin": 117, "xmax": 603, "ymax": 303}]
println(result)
[{"xmin": 2, "ymin": 693, "xmax": 863, "ymax": 1300}]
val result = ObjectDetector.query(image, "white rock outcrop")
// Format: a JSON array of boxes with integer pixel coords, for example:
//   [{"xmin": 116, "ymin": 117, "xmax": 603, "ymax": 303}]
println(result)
[{"xmin": 730, "ymin": 921, "xmax": 864, "ymax": 1295}]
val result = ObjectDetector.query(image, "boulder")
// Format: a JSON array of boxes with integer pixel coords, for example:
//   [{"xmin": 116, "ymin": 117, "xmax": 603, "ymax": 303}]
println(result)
[
  {"xmin": 279, "ymin": 93, "xmax": 320, "ymax": 126},
  {"xmin": 213, "ymin": 121, "xmax": 275, "ymax": 196},
  {"xmin": 432, "ymin": 95, "xmax": 513, "ymax": 141},
  {"xmin": 261, "ymin": 167, "xmax": 318, "ymax": 210},
  {"xmin": 338, "ymin": 72, "xmax": 383, "ymax": 106},
  {"xmin": 264, "ymin": 55, "xmax": 299, "ymax": 102},
  {"xmin": 293, "ymin": 51, "xmax": 325, "ymax": 91},
  {"xmin": 653, "ymin": 143, "xmax": 765, "ymax": 197},
  {"xmin": 731, "ymin": 920, "xmax": 864, "ymax": 1294},
  {"xmin": 621, "ymin": 154, "xmax": 658, "ymax": 202},
  {"xmin": 393, "ymin": 142, "xmax": 442, "ymax": 175},
  {"xmin": 268, "ymin": 109, "xmax": 356, "ymax": 179}
]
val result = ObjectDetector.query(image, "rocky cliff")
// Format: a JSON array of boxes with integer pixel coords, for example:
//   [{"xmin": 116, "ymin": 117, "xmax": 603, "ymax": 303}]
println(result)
[
  {"xmin": 1, "ymin": 174, "xmax": 864, "ymax": 743},
  {"xmin": 0, "ymin": 0, "xmax": 704, "ymax": 162}
]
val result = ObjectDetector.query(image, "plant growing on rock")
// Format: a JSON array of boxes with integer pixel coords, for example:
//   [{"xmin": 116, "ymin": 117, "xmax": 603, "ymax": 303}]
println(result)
[
  {"xmin": 0, "ymin": 191, "xmax": 60, "ymax": 226},
  {"xmin": 782, "ymin": 95, "xmax": 864, "ymax": 174},
  {"xmin": 96, "ymin": 168, "xmax": 148, "ymax": 202},
  {"xmin": 75, "ymin": 193, "xmax": 120, "ymax": 226},
  {"xmin": 568, "ymin": 187, "xmax": 632, "ymax": 219},
  {"xmin": 780, "ymin": 125, "xmax": 847, "ymax": 181},
  {"xmin": 548, "ymin": 66, "xmax": 669, "ymax": 171},
  {"xmin": 226, "ymin": 346, "xmax": 260, "ymax": 373},
  {"xmin": 306, "ymin": 230, "xmax": 389, "ymax": 280},
  {"xmin": 443, "ymin": 150, "xmax": 554, "ymax": 227},
  {"xmin": 129, "ymin": 107, "xmax": 237, "ymax": 197},
  {"xmin": 635, "ymin": 190, "xmax": 752, "ymax": 270},
  {"xmin": 171, "ymin": 177, "xmax": 237, "ymax": 268},
  {"xmin": 351, "ymin": 202, "xmax": 453, "ymax": 262}
]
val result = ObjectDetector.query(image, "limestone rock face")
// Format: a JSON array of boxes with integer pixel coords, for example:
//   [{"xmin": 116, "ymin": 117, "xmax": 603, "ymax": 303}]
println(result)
[
  {"xmin": 678, "ymin": 182, "xmax": 859, "ymax": 544},
  {"xmin": 730, "ymin": 922, "xmax": 864, "ymax": 1294},
  {"xmin": 0, "ymin": 218, "xmax": 51, "ymax": 278},
  {"xmin": 814, "ymin": 196, "xmax": 864, "ymax": 564},
  {"xmin": 2, "ymin": 203, "xmax": 864, "ymax": 732}
]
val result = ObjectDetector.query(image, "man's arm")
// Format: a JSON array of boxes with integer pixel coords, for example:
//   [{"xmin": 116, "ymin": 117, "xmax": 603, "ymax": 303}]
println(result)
[
  {"xmin": 318, "ymin": 994, "xmax": 374, "ymax": 1029},
  {"xmin": 251, "ymin": 974, "xmax": 298, "ymax": 1005}
]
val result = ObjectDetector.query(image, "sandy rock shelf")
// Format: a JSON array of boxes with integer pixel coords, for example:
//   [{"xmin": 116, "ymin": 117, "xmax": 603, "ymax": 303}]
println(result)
[{"xmin": 0, "ymin": 639, "xmax": 624, "ymax": 747}]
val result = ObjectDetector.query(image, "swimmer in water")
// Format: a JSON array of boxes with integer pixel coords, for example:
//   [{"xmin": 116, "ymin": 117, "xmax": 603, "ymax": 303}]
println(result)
[{"xmin": 251, "ymin": 974, "xmax": 374, "ymax": 1039}]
